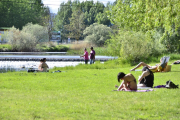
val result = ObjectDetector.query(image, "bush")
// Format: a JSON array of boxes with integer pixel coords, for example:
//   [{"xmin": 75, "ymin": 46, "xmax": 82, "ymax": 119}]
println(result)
[
  {"xmin": 106, "ymin": 30, "xmax": 166, "ymax": 62},
  {"xmin": 83, "ymin": 23, "xmax": 113, "ymax": 46},
  {"xmin": 5, "ymin": 23, "xmax": 48, "ymax": 52}
]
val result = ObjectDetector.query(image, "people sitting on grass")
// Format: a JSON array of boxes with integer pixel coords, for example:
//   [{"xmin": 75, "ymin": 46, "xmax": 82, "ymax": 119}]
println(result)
[
  {"xmin": 38, "ymin": 58, "xmax": 49, "ymax": 72},
  {"xmin": 115, "ymin": 72, "xmax": 137, "ymax": 91},
  {"xmin": 130, "ymin": 56, "xmax": 169, "ymax": 73},
  {"xmin": 137, "ymin": 66, "xmax": 154, "ymax": 88}
]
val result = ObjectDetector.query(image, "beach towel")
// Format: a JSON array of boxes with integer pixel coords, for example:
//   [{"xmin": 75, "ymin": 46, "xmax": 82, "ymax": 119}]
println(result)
[
  {"xmin": 123, "ymin": 89, "xmax": 154, "ymax": 92},
  {"xmin": 137, "ymin": 87, "xmax": 152, "ymax": 89},
  {"xmin": 113, "ymin": 89, "xmax": 154, "ymax": 92}
]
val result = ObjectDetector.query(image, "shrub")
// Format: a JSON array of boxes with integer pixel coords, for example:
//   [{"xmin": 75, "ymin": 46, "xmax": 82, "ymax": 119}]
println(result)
[
  {"xmin": 106, "ymin": 30, "xmax": 166, "ymax": 62},
  {"xmin": 83, "ymin": 23, "xmax": 113, "ymax": 46},
  {"xmin": 5, "ymin": 23, "xmax": 48, "ymax": 51}
]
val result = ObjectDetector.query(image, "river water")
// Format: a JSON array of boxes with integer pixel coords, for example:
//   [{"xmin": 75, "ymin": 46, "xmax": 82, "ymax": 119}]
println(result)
[
  {"xmin": 0, "ymin": 61, "xmax": 84, "ymax": 72},
  {"xmin": 0, "ymin": 52, "xmax": 117, "ymax": 72}
]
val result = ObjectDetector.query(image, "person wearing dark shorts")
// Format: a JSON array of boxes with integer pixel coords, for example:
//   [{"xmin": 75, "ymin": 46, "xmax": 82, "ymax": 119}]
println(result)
[
  {"xmin": 80, "ymin": 48, "xmax": 89, "ymax": 64},
  {"xmin": 138, "ymin": 66, "xmax": 154, "ymax": 87}
]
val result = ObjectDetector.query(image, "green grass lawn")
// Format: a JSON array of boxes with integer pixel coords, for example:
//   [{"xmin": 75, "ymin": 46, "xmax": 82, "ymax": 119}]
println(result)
[{"xmin": 0, "ymin": 61, "xmax": 180, "ymax": 120}]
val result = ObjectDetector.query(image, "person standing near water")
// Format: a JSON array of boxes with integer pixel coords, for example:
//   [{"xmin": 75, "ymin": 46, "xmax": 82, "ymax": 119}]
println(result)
[
  {"xmin": 90, "ymin": 47, "xmax": 95, "ymax": 64},
  {"xmin": 80, "ymin": 48, "xmax": 89, "ymax": 64}
]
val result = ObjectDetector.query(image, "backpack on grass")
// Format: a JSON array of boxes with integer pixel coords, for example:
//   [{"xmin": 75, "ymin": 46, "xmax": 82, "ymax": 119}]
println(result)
[{"xmin": 165, "ymin": 80, "xmax": 179, "ymax": 89}]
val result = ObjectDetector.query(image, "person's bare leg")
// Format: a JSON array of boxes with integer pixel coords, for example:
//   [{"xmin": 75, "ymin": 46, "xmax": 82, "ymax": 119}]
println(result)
[
  {"xmin": 117, "ymin": 81, "xmax": 125, "ymax": 91},
  {"xmin": 130, "ymin": 62, "xmax": 151, "ymax": 71},
  {"xmin": 138, "ymin": 71, "xmax": 150, "ymax": 85}
]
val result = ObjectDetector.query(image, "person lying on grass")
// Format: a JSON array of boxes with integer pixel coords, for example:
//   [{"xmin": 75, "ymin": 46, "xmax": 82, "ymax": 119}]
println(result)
[
  {"xmin": 173, "ymin": 60, "xmax": 180, "ymax": 64},
  {"xmin": 115, "ymin": 72, "xmax": 137, "ymax": 91},
  {"xmin": 137, "ymin": 66, "xmax": 154, "ymax": 88},
  {"xmin": 130, "ymin": 57, "xmax": 167, "ymax": 73}
]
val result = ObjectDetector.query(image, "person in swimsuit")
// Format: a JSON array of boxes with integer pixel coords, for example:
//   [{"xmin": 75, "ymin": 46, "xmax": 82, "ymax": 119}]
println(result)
[
  {"xmin": 130, "ymin": 57, "xmax": 165, "ymax": 73},
  {"xmin": 115, "ymin": 72, "xmax": 137, "ymax": 91},
  {"xmin": 137, "ymin": 66, "xmax": 154, "ymax": 87},
  {"xmin": 38, "ymin": 58, "xmax": 49, "ymax": 72},
  {"xmin": 173, "ymin": 60, "xmax": 180, "ymax": 64}
]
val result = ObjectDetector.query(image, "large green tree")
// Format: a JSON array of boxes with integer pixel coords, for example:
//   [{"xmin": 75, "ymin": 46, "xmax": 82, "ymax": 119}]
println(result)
[
  {"xmin": 95, "ymin": 2, "xmax": 112, "ymax": 26},
  {"xmin": 107, "ymin": 0, "xmax": 180, "ymax": 53},
  {"xmin": 64, "ymin": 10, "xmax": 85, "ymax": 41},
  {"xmin": 54, "ymin": 1, "xmax": 72, "ymax": 40},
  {"xmin": 108, "ymin": 0, "xmax": 180, "ymax": 34},
  {"xmin": 54, "ymin": 0, "xmax": 113, "ymax": 40},
  {"xmin": 0, "ymin": 0, "xmax": 47, "ymax": 29}
]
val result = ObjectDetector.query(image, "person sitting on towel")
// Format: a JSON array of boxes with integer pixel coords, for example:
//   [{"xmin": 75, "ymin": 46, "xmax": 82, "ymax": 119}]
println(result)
[
  {"xmin": 137, "ymin": 66, "xmax": 154, "ymax": 88},
  {"xmin": 115, "ymin": 72, "xmax": 137, "ymax": 91}
]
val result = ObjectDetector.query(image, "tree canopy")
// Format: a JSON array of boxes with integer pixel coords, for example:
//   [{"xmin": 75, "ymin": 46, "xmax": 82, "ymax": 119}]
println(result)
[
  {"xmin": 54, "ymin": 0, "xmax": 114, "ymax": 39},
  {"xmin": 0, "ymin": 0, "xmax": 49, "ymax": 29},
  {"xmin": 108, "ymin": 0, "xmax": 180, "ymax": 34}
]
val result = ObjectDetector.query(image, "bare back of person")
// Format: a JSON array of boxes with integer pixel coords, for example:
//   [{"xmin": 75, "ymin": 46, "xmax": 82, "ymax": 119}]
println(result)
[{"xmin": 123, "ymin": 73, "xmax": 137, "ymax": 90}]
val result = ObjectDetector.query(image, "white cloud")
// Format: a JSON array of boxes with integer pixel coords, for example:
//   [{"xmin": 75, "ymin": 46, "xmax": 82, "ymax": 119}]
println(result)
[{"xmin": 42, "ymin": 0, "xmax": 115, "ymax": 13}]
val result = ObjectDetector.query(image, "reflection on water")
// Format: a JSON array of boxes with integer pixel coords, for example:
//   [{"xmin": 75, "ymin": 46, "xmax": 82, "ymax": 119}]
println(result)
[{"xmin": 0, "ymin": 61, "xmax": 84, "ymax": 72}]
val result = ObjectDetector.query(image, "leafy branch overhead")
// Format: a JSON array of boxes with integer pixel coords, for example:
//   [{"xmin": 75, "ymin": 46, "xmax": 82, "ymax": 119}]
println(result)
[{"xmin": 108, "ymin": 0, "xmax": 180, "ymax": 34}]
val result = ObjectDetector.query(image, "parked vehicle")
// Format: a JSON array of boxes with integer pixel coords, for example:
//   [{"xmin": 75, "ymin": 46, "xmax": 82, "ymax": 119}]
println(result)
[{"xmin": 51, "ymin": 31, "xmax": 61, "ymax": 42}]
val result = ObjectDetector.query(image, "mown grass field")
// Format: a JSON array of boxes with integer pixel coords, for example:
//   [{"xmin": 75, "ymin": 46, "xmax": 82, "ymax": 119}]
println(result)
[{"xmin": 0, "ymin": 60, "xmax": 180, "ymax": 120}]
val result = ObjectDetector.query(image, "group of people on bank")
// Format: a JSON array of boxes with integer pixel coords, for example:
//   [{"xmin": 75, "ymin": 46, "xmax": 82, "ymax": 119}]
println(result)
[
  {"xmin": 81, "ymin": 47, "xmax": 95, "ymax": 64},
  {"xmin": 116, "ymin": 57, "xmax": 169, "ymax": 91},
  {"xmin": 36, "ymin": 47, "xmax": 95, "ymax": 72}
]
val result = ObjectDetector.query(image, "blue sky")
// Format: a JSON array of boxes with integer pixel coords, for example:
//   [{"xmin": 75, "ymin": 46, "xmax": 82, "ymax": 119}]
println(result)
[{"xmin": 42, "ymin": 0, "xmax": 116, "ymax": 13}]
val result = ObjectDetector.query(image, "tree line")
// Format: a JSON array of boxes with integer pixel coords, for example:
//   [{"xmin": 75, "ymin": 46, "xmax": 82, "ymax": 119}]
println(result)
[
  {"xmin": 0, "ymin": 0, "xmax": 50, "ymax": 30},
  {"xmin": 53, "ymin": 0, "xmax": 117, "ymax": 40},
  {"xmin": 106, "ymin": 0, "xmax": 180, "ymax": 62}
]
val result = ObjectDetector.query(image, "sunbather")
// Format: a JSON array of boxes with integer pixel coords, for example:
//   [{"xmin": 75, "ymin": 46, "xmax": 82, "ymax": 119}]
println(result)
[
  {"xmin": 38, "ymin": 58, "xmax": 49, "ymax": 72},
  {"xmin": 130, "ymin": 57, "xmax": 169, "ymax": 72},
  {"xmin": 137, "ymin": 66, "xmax": 154, "ymax": 88},
  {"xmin": 173, "ymin": 60, "xmax": 180, "ymax": 64},
  {"xmin": 115, "ymin": 72, "xmax": 137, "ymax": 91}
]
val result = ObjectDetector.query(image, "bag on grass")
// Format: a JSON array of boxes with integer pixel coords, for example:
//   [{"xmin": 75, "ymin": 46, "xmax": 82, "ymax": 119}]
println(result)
[{"xmin": 165, "ymin": 80, "xmax": 179, "ymax": 89}]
